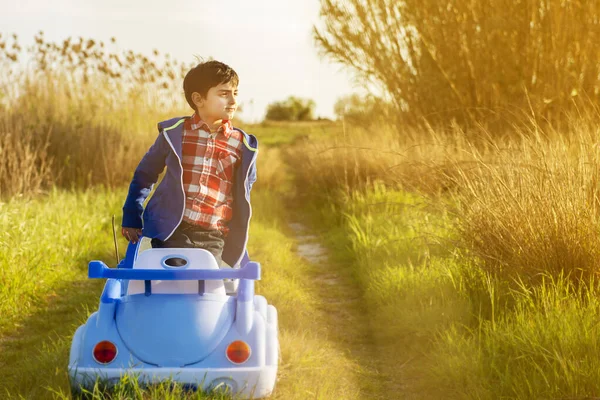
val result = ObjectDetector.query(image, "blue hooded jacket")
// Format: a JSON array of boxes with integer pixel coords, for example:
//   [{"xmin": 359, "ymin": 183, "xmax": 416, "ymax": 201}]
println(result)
[{"xmin": 122, "ymin": 116, "xmax": 258, "ymax": 268}]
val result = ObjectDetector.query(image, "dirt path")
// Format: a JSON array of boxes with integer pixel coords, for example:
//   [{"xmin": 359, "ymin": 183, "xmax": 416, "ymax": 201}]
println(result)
[{"xmin": 286, "ymin": 219, "xmax": 390, "ymax": 400}]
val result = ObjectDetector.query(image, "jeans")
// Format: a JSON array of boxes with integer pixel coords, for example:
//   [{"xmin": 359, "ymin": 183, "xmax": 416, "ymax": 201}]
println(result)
[{"xmin": 150, "ymin": 220, "xmax": 225, "ymax": 266}]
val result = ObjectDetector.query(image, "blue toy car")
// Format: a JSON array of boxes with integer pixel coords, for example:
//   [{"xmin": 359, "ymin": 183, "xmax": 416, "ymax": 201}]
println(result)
[{"xmin": 68, "ymin": 237, "xmax": 279, "ymax": 398}]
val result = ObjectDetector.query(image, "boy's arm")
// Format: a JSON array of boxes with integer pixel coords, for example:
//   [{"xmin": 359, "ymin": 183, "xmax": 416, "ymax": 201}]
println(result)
[{"xmin": 122, "ymin": 133, "xmax": 168, "ymax": 229}]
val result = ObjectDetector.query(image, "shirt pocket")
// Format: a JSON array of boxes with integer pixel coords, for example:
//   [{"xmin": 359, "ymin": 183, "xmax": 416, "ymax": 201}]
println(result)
[{"xmin": 215, "ymin": 149, "xmax": 238, "ymax": 182}]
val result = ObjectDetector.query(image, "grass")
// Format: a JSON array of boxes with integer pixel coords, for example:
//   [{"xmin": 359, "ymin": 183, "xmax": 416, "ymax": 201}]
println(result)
[
  {"xmin": 0, "ymin": 143, "xmax": 377, "ymax": 399},
  {"xmin": 427, "ymin": 274, "xmax": 600, "ymax": 399},
  {"xmin": 0, "ymin": 186, "xmax": 119, "ymax": 337},
  {"xmin": 296, "ymin": 182, "xmax": 472, "ymax": 397},
  {"xmin": 0, "ymin": 32, "xmax": 193, "ymax": 199},
  {"xmin": 0, "ymin": 186, "xmax": 123, "ymax": 398},
  {"xmin": 236, "ymin": 120, "xmax": 342, "ymax": 148},
  {"xmin": 286, "ymin": 111, "xmax": 600, "ymax": 398},
  {"xmin": 296, "ymin": 179, "xmax": 600, "ymax": 398}
]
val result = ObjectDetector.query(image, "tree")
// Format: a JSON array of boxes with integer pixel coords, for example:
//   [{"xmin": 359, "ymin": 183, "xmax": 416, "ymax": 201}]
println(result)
[
  {"xmin": 313, "ymin": 0, "xmax": 600, "ymax": 130},
  {"xmin": 265, "ymin": 96, "xmax": 316, "ymax": 121}
]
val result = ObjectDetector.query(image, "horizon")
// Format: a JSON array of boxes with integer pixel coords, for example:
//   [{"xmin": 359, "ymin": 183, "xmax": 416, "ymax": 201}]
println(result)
[{"xmin": 1, "ymin": 0, "xmax": 361, "ymax": 122}]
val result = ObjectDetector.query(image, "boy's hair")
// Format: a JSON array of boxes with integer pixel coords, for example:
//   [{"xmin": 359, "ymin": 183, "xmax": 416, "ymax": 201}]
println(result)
[{"xmin": 183, "ymin": 60, "xmax": 239, "ymax": 111}]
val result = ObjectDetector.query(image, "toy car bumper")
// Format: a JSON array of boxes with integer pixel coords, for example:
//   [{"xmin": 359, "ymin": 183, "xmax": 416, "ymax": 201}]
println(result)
[{"xmin": 69, "ymin": 365, "xmax": 277, "ymax": 398}]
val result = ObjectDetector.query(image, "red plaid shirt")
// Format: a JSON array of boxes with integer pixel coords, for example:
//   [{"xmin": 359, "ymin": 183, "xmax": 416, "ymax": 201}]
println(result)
[{"xmin": 181, "ymin": 113, "xmax": 243, "ymax": 236}]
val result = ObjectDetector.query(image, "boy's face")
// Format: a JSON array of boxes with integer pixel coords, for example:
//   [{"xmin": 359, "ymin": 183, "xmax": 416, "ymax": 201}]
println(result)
[{"xmin": 192, "ymin": 81, "xmax": 238, "ymax": 122}]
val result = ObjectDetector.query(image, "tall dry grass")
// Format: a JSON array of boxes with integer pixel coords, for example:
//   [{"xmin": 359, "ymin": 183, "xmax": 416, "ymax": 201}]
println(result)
[
  {"xmin": 445, "ymin": 116, "xmax": 600, "ymax": 283},
  {"xmin": 289, "ymin": 104, "xmax": 600, "ymax": 285},
  {"xmin": 286, "ymin": 116, "xmax": 479, "ymax": 200},
  {"xmin": 0, "ymin": 118, "xmax": 53, "ymax": 198},
  {"xmin": 288, "ymin": 106, "xmax": 600, "ymax": 396},
  {"xmin": 0, "ymin": 32, "xmax": 191, "ymax": 199}
]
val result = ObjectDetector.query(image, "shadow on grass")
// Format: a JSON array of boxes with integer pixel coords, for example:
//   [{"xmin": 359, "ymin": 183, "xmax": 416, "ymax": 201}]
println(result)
[{"xmin": 0, "ymin": 249, "xmax": 110, "ymax": 399}]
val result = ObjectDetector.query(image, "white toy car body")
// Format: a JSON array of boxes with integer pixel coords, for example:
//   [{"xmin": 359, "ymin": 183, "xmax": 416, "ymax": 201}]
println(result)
[{"xmin": 68, "ymin": 239, "xmax": 279, "ymax": 398}]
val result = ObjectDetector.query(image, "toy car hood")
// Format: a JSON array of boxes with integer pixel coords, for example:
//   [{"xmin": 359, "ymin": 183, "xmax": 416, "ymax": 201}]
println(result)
[{"xmin": 115, "ymin": 249, "xmax": 236, "ymax": 366}]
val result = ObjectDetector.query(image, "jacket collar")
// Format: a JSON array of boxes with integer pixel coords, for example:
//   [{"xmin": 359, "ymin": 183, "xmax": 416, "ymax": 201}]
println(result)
[
  {"xmin": 159, "ymin": 117, "xmax": 258, "ymax": 155},
  {"xmin": 187, "ymin": 112, "xmax": 234, "ymax": 139}
]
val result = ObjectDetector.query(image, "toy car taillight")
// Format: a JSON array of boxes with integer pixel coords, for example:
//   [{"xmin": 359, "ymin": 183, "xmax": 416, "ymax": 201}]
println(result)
[
  {"xmin": 226, "ymin": 340, "xmax": 251, "ymax": 364},
  {"xmin": 93, "ymin": 340, "xmax": 118, "ymax": 364}
]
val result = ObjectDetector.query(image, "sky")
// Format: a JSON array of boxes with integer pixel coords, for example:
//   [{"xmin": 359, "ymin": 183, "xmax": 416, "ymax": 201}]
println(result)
[{"xmin": 0, "ymin": 0, "xmax": 359, "ymax": 122}]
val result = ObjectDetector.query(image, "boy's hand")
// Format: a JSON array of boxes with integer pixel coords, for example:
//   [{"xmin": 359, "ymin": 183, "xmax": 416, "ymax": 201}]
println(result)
[{"xmin": 122, "ymin": 227, "xmax": 142, "ymax": 244}]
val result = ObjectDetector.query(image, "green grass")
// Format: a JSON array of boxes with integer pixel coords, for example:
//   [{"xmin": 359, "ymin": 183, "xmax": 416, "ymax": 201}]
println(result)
[
  {"xmin": 298, "ymin": 179, "xmax": 600, "ymax": 399},
  {"xmin": 0, "ymin": 144, "xmax": 376, "ymax": 399},
  {"xmin": 237, "ymin": 120, "xmax": 342, "ymax": 147},
  {"xmin": 297, "ymin": 182, "xmax": 470, "ymax": 396},
  {"xmin": 0, "ymin": 186, "xmax": 119, "ymax": 337},
  {"xmin": 426, "ymin": 274, "xmax": 600, "ymax": 399},
  {"xmin": 0, "ymin": 186, "xmax": 123, "ymax": 398}
]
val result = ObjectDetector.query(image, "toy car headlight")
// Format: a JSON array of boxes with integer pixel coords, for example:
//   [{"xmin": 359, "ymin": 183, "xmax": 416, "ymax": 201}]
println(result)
[
  {"xmin": 226, "ymin": 340, "xmax": 251, "ymax": 364},
  {"xmin": 93, "ymin": 340, "xmax": 118, "ymax": 364}
]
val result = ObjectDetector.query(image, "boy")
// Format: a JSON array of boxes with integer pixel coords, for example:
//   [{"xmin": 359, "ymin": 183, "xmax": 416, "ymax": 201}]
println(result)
[{"xmin": 121, "ymin": 60, "xmax": 258, "ymax": 268}]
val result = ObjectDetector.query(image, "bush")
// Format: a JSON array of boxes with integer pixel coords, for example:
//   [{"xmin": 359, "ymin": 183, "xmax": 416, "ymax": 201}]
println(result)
[{"xmin": 265, "ymin": 96, "xmax": 316, "ymax": 121}]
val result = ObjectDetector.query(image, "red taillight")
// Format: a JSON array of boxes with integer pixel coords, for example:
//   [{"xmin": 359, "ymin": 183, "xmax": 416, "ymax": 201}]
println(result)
[
  {"xmin": 93, "ymin": 340, "xmax": 118, "ymax": 364},
  {"xmin": 226, "ymin": 340, "xmax": 251, "ymax": 364}
]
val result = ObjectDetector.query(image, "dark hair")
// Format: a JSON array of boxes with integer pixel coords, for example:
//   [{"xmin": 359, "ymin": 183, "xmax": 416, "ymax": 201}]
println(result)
[{"xmin": 183, "ymin": 60, "xmax": 239, "ymax": 111}]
